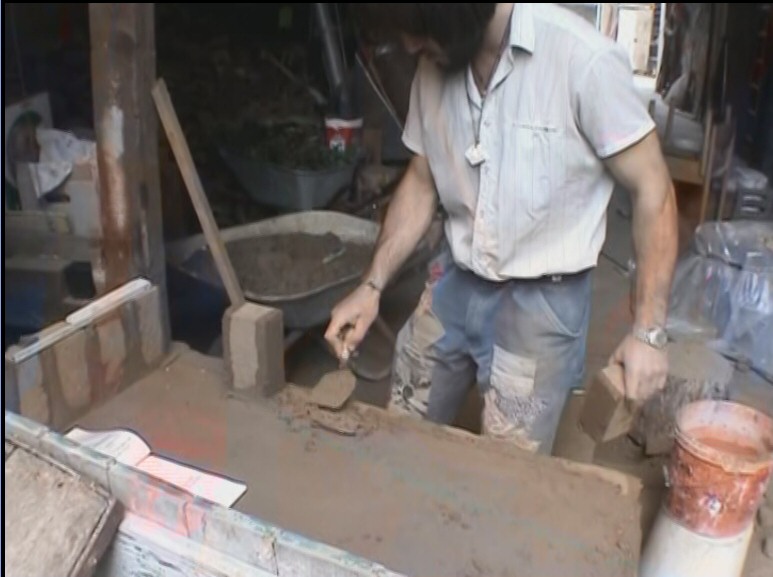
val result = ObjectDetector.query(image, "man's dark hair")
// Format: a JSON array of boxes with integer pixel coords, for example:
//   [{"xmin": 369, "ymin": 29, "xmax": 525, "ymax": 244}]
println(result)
[{"xmin": 350, "ymin": 4, "xmax": 497, "ymax": 71}]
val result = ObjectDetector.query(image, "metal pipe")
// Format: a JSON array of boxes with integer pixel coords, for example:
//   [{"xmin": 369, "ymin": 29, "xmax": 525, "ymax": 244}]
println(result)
[{"xmin": 313, "ymin": 3, "xmax": 350, "ymax": 115}]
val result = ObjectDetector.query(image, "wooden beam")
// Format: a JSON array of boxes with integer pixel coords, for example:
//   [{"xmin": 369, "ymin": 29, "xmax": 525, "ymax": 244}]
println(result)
[
  {"xmin": 152, "ymin": 79, "xmax": 246, "ymax": 307},
  {"xmin": 99, "ymin": 514, "xmax": 276, "ymax": 577},
  {"xmin": 89, "ymin": 4, "xmax": 166, "ymax": 294},
  {"xmin": 89, "ymin": 3, "xmax": 169, "ymax": 349}
]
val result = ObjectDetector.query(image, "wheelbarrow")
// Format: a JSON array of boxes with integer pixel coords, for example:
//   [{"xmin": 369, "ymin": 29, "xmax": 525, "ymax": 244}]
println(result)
[{"xmin": 167, "ymin": 210, "xmax": 428, "ymax": 381}]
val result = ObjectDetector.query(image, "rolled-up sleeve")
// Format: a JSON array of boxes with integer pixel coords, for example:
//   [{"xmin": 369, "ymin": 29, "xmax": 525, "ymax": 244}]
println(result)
[
  {"xmin": 575, "ymin": 46, "xmax": 656, "ymax": 159},
  {"xmin": 402, "ymin": 69, "xmax": 426, "ymax": 156}
]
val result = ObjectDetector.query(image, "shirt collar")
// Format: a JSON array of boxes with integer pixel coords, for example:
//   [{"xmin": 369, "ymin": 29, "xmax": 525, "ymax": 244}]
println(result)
[{"xmin": 509, "ymin": 3, "xmax": 536, "ymax": 54}]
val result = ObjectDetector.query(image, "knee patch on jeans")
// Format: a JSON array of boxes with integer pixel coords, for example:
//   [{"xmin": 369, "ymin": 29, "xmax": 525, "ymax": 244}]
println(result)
[
  {"xmin": 390, "ymin": 284, "xmax": 445, "ymax": 417},
  {"xmin": 483, "ymin": 346, "xmax": 546, "ymax": 452}
]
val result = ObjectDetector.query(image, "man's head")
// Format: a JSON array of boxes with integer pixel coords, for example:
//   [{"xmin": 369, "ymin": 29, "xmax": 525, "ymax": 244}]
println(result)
[{"xmin": 351, "ymin": 3, "xmax": 497, "ymax": 73}]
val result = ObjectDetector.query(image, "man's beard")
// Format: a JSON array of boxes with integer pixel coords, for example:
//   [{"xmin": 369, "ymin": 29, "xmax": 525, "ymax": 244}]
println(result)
[{"xmin": 438, "ymin": 32, "xmax": 487, "ymax": 74}]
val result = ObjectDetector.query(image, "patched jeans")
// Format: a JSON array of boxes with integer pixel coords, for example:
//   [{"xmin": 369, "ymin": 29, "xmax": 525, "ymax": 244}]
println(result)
[{"xmin": 426, "ymin": 261, "xmax": 592, "ymax": 454}]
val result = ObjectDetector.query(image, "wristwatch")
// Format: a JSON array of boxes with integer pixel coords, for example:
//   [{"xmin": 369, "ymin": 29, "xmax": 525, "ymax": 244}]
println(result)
[{"xmin": 632, "ymin": 326, "xmax": 668, "ymax": 350}]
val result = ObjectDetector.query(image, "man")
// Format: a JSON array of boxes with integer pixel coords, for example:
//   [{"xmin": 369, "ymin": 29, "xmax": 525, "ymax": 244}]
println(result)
[{"xmin": 326, "ymin": 3, "xmax": 678, "ymax": 453}]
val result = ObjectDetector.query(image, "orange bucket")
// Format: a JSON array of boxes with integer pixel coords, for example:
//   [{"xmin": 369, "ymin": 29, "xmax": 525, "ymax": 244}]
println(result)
[{"xmin": 665, "ymin": 400, "xmax": 773, "ymax": 538}]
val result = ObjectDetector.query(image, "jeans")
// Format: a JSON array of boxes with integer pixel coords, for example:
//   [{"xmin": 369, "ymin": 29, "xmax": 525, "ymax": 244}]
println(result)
[{"xmin": 425, "ymin": 261, "xmax": 592, "ymax": 454}]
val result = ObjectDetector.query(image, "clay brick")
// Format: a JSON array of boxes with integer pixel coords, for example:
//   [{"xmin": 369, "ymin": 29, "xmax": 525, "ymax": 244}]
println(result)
[
  {"xmin": 759, "ymin": 504, "xmax": 773, "ymax": 530},
  {"xmin": 9, "ymin": 355, "xmax": 51, "ymax": 425},
  {"xmin": 20, "ymin": 386, "xmax": 51, "ymax": 426},
  {"xmin": 134, "ymin": 286, "xmax": 165, "ymax": 365},
  {"xmin": 223, "ymin": 303, "xmax": 285, "ymax": 395},
  {"xmin": 16, "ymin": 355, "xmax": 44, "ymax": 394},
  {"xmin": 5, "ymin": 352, "xmax": 22, "ymax": 414},
  {"xmin": 764, "ymin": 532, "xmax": 773, "ymax": 560},
  {"xmin": 54, "ymin": 330, "xmax": 91, "ymax": 410},
  {"xmin": 96, "ymin": 314, "xmax": 127, "ymax": 389},
  {"xmin": 579, "ymin": 365, "xmax": 637, "ymax": 443}
]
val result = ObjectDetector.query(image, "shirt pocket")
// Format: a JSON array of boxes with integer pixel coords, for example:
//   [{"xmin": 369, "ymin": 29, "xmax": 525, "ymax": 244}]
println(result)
[
  {"xmin": 497, "ymin": 122, "xmax": 562, "ymax": 270},
  {"xmin": 505, "ymin": 122, "xmax": 560, "ymax": 221}
]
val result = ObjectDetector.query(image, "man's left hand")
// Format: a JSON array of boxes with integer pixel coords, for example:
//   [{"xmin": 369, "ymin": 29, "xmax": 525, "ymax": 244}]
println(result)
[{"xmin": 610, "ymin": 334, "xmax": 668, "ymax": 402}]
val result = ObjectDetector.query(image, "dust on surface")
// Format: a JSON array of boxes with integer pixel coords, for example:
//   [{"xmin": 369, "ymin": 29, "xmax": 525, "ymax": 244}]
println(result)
[
  {"xmin": 226, "ymin": 232, "xmax": 372, "ymax": 296},
  {"xmin": 77, "ymin": 348, "xmax": 643, "ymax": 577}
]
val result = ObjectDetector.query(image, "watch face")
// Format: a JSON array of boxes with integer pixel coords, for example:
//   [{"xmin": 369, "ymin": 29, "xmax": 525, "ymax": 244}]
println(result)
[{"xmin": 651, "ymin": 329, "xmax": 668, "ymax": 348}]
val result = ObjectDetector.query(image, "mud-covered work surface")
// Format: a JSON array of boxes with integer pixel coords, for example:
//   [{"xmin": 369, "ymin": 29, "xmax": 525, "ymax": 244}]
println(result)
[
  {"xmin": 77, "ymin": 347, "xmax": 642, "ymax": 577},
  {"xmin": 226, "ymin": 232, "xmax": 372, "ymax": 296}
]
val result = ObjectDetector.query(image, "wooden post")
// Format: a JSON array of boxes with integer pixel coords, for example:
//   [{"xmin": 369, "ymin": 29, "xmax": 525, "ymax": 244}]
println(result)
[
  {"xmin": 89, "ymin": 4, "xmax": 165, "ymax": 293},
  {"xmin": 89, "ymin": 3, "xmax": 169, "ymax": 346}
]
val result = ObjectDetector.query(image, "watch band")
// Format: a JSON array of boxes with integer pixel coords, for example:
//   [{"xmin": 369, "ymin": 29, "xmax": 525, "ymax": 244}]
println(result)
[{"xmin": 364, "ymin": 280, "xmax": 383, "ymax": 293}]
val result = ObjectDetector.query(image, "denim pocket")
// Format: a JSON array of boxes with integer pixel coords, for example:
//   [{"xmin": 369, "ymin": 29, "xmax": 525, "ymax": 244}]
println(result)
[{"xmin": 534, "ymin": 274, "xmax": 591, "ymax": 338}]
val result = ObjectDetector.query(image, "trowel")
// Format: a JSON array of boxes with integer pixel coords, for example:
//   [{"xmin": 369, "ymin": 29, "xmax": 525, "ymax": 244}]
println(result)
[
  {"xmin": 310, "ymin": 368, "xmax": 357, "ymax": 410},
  {"xmin": 310, "ymin": 324, "xmax": 358, "ymax": 410}
]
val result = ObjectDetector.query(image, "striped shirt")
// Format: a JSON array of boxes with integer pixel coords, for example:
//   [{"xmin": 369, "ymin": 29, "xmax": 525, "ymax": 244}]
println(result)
[{"xmin": 402, "ymin": 3, "xmax": 656, "ymax": 279}]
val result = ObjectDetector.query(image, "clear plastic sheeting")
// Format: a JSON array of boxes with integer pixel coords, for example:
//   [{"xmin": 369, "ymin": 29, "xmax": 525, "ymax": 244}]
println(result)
[
  {"xmin": 726, "ymin": 162, "xmax": 769, "ymax": 194},
  {"xmin": 668, "ymin": 221, "xmax": 773, "ymax": 379}
]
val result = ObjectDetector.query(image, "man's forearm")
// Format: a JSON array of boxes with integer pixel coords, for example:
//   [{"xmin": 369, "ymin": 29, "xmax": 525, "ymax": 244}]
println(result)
[
  {"xmin": 631, "ymin": 180, "xmax": 678, "ymax": 328},
  {"xmin": 366, "ymin": 156, "xmax": 437, "ymax": 289}
]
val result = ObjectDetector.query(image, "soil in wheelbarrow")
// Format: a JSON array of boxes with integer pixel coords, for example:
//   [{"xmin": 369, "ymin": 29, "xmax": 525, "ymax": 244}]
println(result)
[{"xmin": 226, "ymin": 232, "xmax": 373, "ymax": 296}]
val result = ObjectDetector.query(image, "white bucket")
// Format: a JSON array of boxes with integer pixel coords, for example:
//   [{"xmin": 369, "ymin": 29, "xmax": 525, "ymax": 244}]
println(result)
[
  {"xmin": 639, "ymin": 400, "xmax": 773, "ymax": 577},
  {"xmin": 640, "ymin": 508, "xmax": 754, "ymax": 577}
]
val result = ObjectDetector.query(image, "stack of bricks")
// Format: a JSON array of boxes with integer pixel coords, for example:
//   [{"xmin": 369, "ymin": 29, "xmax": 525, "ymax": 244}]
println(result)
[{"xmin": 4, "ymin": 285, "xmax": 167, "ymax": 432}]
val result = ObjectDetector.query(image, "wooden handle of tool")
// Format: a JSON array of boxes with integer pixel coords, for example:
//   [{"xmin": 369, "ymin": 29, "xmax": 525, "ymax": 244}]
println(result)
[{"xmin": 152, "ymin": 79, "xmax": 246, "ymax": 308}]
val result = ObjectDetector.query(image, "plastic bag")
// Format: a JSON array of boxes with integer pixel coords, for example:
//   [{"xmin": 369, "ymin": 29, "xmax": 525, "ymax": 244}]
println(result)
[{"xmin": 668, "ymin": 221, "xmax": 773, "ymax": 378}]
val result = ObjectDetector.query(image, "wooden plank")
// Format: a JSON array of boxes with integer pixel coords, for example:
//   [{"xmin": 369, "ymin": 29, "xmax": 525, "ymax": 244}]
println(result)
[
  {"xmin": 5, "ymin": 445, "xmax": 123, "ymax": 577},
  {"xmin": 7, "ymin": 279, "xmax": 152, "ymax": 364},
  {"xmin": 274, "ymin": 528, "xmax": 406, "ymax": 577},
  {"xmin": 6, "ymin": 411, "xmax": 406, "ymax": 577},
  {"xmin": 151, "ymin": 79, "xmax": 246, "ymax": 307},
  {"xmin": 4, "ymin": 210, "xmax": 72, "ymax": 237},
  {"xmin": 98, "ymin": 514, "xmax": 277, "ymax": 577},
  {"xmin": 665, "ymin": 154, "xmax": 703, "ymax": 185}
]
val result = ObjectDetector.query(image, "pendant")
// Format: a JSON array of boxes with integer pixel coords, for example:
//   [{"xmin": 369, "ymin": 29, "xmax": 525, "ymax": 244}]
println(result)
[{"xmin": 465, "ymin": 143, "xmax": 487, "ymax": 167}]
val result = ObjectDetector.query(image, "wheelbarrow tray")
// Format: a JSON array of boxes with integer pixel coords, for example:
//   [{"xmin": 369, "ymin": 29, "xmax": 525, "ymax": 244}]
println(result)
[{"xmin": 167, "ymin": 211, "xmax": 379, "ymax": 330}]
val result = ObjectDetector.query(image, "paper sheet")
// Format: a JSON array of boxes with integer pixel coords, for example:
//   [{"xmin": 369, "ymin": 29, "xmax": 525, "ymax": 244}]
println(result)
[
  {"xmin": 22, "ymin": 128, "xmax": 96, "ymax": 197},
  {"xmin": 66, "ymin": 427, "xmax": 150, "ymax": 467},
  {"xmin": 65, "ymin": 427, "xmax": 247, "ymax": 507},
  {"xmin": 136, "ymin": 456, "xmax": 246, "ymax": 508}
]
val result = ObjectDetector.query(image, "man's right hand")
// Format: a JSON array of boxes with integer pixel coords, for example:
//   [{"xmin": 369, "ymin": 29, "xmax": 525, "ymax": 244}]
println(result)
[
  {"xmin": 324, "ymin": 154, "xmax": 436, "ymax": 361},
  {"xmin": 324, "ymin": 283, "xmax": 381, "ymax": 361}
]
